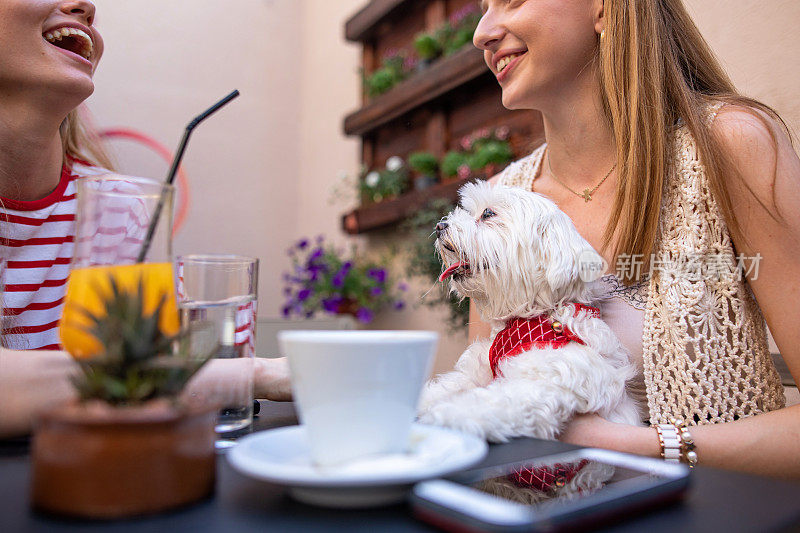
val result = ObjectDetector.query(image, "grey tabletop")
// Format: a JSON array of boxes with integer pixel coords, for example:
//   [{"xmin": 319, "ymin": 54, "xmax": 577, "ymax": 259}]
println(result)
[{"xmin": 2, "ymin": 401, "xmax": 800, "ymax": 532}]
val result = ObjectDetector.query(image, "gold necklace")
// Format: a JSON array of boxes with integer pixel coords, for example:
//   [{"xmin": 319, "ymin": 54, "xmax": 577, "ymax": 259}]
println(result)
[{"xmin": 545, "ymin": 148, "xmax": 616, "ymax": 202}]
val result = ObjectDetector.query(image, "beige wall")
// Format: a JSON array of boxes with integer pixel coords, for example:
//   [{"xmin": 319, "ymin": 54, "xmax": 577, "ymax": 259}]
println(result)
[
  {"xmin": 88, "ymin": 0, "xmax": 304, "ymax": 315},
  {"xmin": 86, "ymin": 1, "xmax": 800, "ymax": 371},
  {"xmin": 686, "ymin": 0, "xmax": 800, "ymax": 136}
]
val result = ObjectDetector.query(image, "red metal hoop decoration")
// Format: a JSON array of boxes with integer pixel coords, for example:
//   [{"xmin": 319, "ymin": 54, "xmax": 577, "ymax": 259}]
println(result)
[{"xmin": 98, "ymin": 128, "xmax": 191, "ymax": 236}]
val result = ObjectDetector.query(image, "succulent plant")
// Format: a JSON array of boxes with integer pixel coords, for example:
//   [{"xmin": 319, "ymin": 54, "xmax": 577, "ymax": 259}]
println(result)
[{"xmin": 71, "ymin": 275, "xmax": 213, "ymax": 406}]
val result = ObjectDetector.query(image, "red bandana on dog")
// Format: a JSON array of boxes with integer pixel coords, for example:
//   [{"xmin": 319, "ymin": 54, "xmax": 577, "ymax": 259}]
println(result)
[
  {"xmin": 489, "ymin": 304, "xmax": 600, "ymax": 379},
  {"xmin": 509, "ymin": 459, "xmax": 591, "ymax": 493}
]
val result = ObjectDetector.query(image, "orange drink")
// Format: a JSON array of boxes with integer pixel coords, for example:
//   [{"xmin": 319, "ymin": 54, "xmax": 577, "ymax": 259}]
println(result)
[{"xmin": 60, "ymin": 262, "xmax": 180, "ymax": 359}]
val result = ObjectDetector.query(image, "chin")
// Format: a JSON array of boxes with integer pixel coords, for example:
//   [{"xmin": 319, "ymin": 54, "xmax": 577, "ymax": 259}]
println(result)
[{"xmin": 47, "ymin": 73, "xmax": 95, "ymax": 104}]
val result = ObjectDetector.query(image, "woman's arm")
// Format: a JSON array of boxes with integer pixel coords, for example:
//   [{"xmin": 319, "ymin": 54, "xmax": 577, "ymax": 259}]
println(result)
[
  {"xmin": 0, "ymin": 349, "xmax": 77, "ymax": 439},
  {"xmin": 562, "ymin": 405, "xmax": 800, "ymax": 479},
  {"xmin": 0, "ymin": 348, "xmax": 292, "ymax": 439},
  {"xmin": 562, "ymin": 105, "xmax": 800, "ymax": 479},
  {"xmin": 467, "ymin": 300, "xmax": 492, "ymax": 343}
]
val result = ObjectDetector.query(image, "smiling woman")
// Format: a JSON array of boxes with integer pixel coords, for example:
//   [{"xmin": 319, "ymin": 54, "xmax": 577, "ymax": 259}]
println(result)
[
  {"xmin": 0, "ymin": 1, "xmax": 291, "ymax": 438},
  {"xmin": 457, "ymin": 0, "xmax": 800, "ymax": 479}
]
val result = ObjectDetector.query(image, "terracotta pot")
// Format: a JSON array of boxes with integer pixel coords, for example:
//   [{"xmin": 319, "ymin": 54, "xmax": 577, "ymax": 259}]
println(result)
[
  {"xmin": 31, "ymin": 400, "xmax": 216, "ymax": 519},
  {"xmin": 335, "ymin": 298, "xmax": 360, "ymax": 317}
]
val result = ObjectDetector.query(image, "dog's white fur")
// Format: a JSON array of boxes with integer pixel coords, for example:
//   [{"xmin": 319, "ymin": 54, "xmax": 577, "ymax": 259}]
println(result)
[{"xmin": 418, "ymin": 181, "xmax": 641, "ymax": 442}]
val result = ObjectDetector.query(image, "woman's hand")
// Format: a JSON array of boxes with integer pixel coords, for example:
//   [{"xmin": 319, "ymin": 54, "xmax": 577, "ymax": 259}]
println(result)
[{"xmin": 254, "ymin": 356, "xmax": 292, "ymax": 401}]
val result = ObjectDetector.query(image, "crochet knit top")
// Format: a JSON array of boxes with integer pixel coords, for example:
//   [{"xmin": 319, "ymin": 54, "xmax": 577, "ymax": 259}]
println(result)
[{"xmin": 498, "ymin": 105, "xmax": 785, "ymax": 425}]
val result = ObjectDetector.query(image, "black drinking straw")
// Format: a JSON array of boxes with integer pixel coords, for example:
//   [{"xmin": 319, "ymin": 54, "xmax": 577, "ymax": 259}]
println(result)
[{"xmin": 137, "ymin": 90, "xmax": 240, "ymax": 262}]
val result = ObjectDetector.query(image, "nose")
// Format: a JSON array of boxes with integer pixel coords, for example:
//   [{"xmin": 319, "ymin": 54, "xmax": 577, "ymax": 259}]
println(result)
[
  {"xmin": 59, "ymin": 1, "xmax": 96, "ymax": 26},
  {"xmin": 435, "ymin": 221, "xmax": 449, "ymax": 236},
  {"xmin": 473, "ymin": 8, "xmax": 504, "ymax": 51}
]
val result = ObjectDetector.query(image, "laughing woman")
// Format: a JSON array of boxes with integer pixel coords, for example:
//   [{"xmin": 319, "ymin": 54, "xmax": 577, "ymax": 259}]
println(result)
[
  {"xmin": 469, "ymin": 0, "xmax": 800, "ymax": 478},
  {"xmin": 0, "ymin": 1, "xmax": 290, "ymax": 438}
]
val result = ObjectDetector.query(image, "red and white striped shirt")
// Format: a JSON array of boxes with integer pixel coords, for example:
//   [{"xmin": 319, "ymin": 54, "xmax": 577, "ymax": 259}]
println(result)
[{"xmin": 1, "ymin": 162, "xmax": 105, "ymax": 350}]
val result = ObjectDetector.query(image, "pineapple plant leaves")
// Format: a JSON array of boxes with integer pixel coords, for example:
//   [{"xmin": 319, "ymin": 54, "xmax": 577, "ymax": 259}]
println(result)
[{"xmin": 70, "ymin": 274, "xmax": 216, "ymax": 406}]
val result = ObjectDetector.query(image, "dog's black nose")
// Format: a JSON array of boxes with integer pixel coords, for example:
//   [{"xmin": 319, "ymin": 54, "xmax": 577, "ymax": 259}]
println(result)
[{"xmin": 435, "ymin": 221, "xmax": 449, "ymax": 236}]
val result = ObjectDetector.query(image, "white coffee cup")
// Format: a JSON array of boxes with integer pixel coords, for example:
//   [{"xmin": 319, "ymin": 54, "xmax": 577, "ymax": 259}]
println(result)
[{"xmin": 278, "ymin": 330, "xmax": 438, "ymax": 466}]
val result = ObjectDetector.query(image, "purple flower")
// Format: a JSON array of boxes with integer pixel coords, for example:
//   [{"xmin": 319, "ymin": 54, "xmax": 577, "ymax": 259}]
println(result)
[
  {"xmin": 297, "ymin": 239, "xmax": 309, "ymax": 250},
  {"xmin": 332, "ymin": 272, "xmax": 345, "ymax": 288},
  {"xmin": 297, "ymin": 288, "xmax": 312, "ymax": 302},
  {"xmin": 398, "ymin": 282, "xmax": 409, "ymax": 292},
  {"xmin": 394, "ymin": 300, "xmax": 406, "ymax": 310},
  {"xmin": 342, "ymin": 261, "xmax": 353, "ymax": 272},
  {"xmin": 322, "ymin": 296, "xmax": 343, "ymax": 313},
  {"xmin": 308, "ymin": 248, "xmax": 324, "ymax": 262},
  {"xmin": 283, "ymin": 287, "xmax": 291, "ymax": 296},
  {"xmin": 281, "ymin": 305, "xmax": 291, "ymax": 317},
  {"xmin": 367, "ymin": 268, "xmax": 387, "ymax": 283},
  {"xmin": 370, "ymin": 286, "xmax": 384, "ymax": 297},
  {"xmin": 356, "ymin": 307, "xmax": 374, "ymax": 323}
]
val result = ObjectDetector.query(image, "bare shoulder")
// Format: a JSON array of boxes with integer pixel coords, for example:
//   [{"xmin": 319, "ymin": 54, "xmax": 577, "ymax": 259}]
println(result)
[
  {"xmin": 710, "ymin": 103, "xmax": 799, "ymax": 209},
  {"xmin": 487, "ymin": 173, "xmax": 503, "ymax": 186}
]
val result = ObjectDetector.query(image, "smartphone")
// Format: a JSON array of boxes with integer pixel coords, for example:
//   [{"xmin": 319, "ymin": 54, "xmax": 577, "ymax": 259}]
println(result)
[{"xmin": 411, "ymin": 448, "xmax": 690, "ymax": 532}]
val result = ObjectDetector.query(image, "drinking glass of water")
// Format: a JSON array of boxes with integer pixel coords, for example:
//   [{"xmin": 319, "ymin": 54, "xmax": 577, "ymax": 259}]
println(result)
[{"xmin": 177, "ymin": 254, "xmax": 258, "ymax": 450}]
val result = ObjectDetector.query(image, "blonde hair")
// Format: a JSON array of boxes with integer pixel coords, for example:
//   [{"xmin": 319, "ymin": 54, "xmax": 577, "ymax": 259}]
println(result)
[
  {"xmin": 599, "ymin": 0, "xmax": 791, "ymax": 279},
  {"xmin": 59, "ymin": 108, "xmax": 115, "ymax": 171}
]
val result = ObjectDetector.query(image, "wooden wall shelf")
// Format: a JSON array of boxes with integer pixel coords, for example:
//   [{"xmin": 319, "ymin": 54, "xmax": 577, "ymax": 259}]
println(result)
[
  {"xmin": 340, "ymin": 0, "xmax": 543, "ymax": 235},
  {"xmin": 343, "ymin": 46, "xmax": 487, "ymax": 136},
  {"xmin": 342, "ymin": 177, "xmax": 479, "ymax": 235},
  {"xmin": 345, "ymin": 0, "xmax": 413, "ymax": 42}
]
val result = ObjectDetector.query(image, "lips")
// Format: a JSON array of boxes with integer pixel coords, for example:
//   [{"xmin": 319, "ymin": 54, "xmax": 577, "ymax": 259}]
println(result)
[
  {"xmin": 439, "ymin": 262, "xmax": 471, "ymax": 282},
  {"xmin": 495, "ymin": 52, "xmax": 526, "ymax": 81}
]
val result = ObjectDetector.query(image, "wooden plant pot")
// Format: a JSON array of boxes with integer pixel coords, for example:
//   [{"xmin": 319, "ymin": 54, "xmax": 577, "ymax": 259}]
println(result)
[{"xmin": 31, "ymin": 400, "xmax": 216, "ymax": 519}]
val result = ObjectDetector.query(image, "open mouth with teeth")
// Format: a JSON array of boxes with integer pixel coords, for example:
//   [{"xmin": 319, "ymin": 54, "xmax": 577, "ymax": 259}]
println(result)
[
  {"xmin": 44, "ymin": 27, "xmax": 93, "ymax": 60},
  {"xmin": 496, "ymin": 52, "xmax": 526, "ymax": 74}
]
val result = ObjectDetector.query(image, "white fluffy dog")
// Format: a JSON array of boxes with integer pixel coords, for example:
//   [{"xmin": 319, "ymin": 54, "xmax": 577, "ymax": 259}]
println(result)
[{"xmin": 417, "ymin": 181, "xmax": 641, "ymax": 442}]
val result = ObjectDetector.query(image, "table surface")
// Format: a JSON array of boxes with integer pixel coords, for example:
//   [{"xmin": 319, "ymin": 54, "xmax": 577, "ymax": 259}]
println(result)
[{"xmin": 2, "ymin": 402, "xmax": 800, "ymax": 532}]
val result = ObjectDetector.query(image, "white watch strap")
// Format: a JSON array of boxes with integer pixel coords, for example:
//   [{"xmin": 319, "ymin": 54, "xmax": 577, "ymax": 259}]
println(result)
[{"xmin": 657, "ymin": 424, "xmax": 681, "ymax": 462}]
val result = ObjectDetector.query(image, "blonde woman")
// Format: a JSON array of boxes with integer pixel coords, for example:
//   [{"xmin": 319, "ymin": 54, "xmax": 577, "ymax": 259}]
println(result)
[
  {"xmin": 0, "ymin": 1, "xmax": 290, "ymax": 438},
  {"xmin": 469, "ymin": 0, "xmax": 800, "ymax": 478}
]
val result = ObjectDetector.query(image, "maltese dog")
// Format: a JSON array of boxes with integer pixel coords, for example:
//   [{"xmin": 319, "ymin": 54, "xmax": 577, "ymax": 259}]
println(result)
[{"xmin": 417, "ymin": 181, "xmax": 641, "ymax": 442}]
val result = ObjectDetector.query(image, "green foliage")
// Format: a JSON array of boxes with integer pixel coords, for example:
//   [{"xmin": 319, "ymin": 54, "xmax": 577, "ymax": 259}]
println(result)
[
  {"xmin": 441, "ymin": 151, "xmax": 469, "ymax": 178},
  {"xmin": 413, "ymin": 33, "xmax": 442, "ymax": 61},
  {"xmin": 363, "ymin": 54, "xmax": 408, "ymax": 97},
  {"xmin": 408, "ymin": 151, "xmax": 440, "ymax": 177},
  {"xmin": 402, "ymin": 199, "xmax": 469, "ymax": 333},
  {"xmin": 360, "ymin": 158, "xmax": 411, "ymax": 203},
  {"xmin": 468, "ymin": 139, "xmax": 515, "ymax": 170},
  {"xmin": 71, "ymin": 277, "xmax": 212, "ymax": 406}
]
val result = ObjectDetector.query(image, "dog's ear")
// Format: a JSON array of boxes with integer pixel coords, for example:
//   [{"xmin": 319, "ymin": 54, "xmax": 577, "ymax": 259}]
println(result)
[{"xmin": 541, "ymin": 216, "xmax": 606, "ymax": 288}]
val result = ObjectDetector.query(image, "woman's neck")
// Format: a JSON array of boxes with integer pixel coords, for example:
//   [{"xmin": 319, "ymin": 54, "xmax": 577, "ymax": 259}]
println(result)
[
  {"xmin": 0, "ymin": 98, "xmax": 67, "ymax": 202},
  {"xmin": 539, "ymin": 71, "xmax": 617, "ymax": 190}
]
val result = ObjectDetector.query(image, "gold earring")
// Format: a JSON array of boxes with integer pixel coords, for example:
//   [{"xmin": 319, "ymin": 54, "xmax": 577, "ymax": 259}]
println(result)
[{"xmin": 600, "ymin": 30, "xmax": 605, "ymax": 39}]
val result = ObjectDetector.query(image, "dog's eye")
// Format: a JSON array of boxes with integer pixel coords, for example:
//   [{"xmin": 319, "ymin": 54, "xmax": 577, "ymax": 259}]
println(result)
[{"xmin": 481, "ymin": 208, "xmax": 497, "ymax": 221}]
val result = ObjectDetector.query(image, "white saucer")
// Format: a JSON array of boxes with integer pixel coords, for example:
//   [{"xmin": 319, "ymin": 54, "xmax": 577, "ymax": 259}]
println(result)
[{"xmin": 227, "ymin": 423, "xmax": 487, "ymax": 508}]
